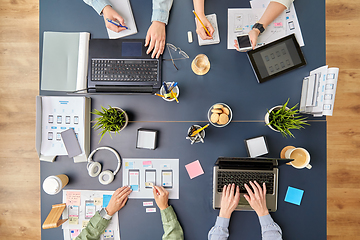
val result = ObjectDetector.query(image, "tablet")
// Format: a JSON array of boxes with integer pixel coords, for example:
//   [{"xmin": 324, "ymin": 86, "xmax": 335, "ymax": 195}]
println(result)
[{"xmin": 247, "ymin": 34, "xmax": 306, "ymax": 83}]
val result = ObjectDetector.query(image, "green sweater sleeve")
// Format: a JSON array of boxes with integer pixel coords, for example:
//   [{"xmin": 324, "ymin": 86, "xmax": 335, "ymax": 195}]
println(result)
[
  {"xmin": 75, "ymin": 211, "xmax": 111, "ymax": 240},
  {"xmin": 160, "ymin": 206, "xmax": 184, "ymax": 240}
]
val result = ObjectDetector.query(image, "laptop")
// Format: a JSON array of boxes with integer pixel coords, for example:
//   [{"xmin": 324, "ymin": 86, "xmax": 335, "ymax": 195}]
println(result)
[
  {"xmin": 87, "ymin": 38, "xmax": 162, "ymax": 94},
  {"xmin": 213, "ymin": 157, "xmax": 290, "ymax": 212}
]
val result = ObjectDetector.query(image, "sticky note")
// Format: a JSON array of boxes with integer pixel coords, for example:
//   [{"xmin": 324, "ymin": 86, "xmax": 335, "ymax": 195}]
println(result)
[
  {"xmin": 103, "ymin": 195, "xmax": 112, "ymax": 208},
  {"xmin": 143, "ymin": 201, "xmax": 153, "ymax": 206},
  {"xmin": 104, "ymin": 230, "xmax": 114, "ymax": 238},
  {"xmin": 125, "ymin": 161, "xmax": 134, "ymax": 169},
  {"xmin": 70, "ymin": 229, "xmax": 80, "ymax": 238},
  {"xmin": 130, "ymin": 185, "xmax": 139, "ymax": 191},
  {"xmin": 284, "ymin": 186, "xmax": 304, "ymax": 205},
  {"xmin": 66, "ymin": 191, "xmax": 81, "ymax": 206},
  {"xmin": 143, "ymin": 160, "xmax": 152, "ymax": 168},
  {"xmin": 185, "ymin": 160, "xmax": 204, "ymax": 179},
  {"xmin": 94, "ymin": 197, "xmax": 103, "ymax": 206},
  {"xmin": 82, "ymin": 220, "xmax": 89, "ymax": 228},
  {"xmin": 274, "ymin": 22, "xmax": 283, "ymax": 27},
  {"xmin": 69, "ymin": 216, "xmax": 79, "ymax": 225},
  {"xmin": 146, "ymin": 208, "xmax": 156, "ymax": 213},
  {"xmin": 162, "ymin": 164, "xmax": 170, "ymax": 169}
]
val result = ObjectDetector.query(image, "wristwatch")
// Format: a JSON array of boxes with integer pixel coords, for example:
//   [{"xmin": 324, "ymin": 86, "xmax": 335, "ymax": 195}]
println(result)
[
  {"xmin": 99, "ymin": 208, "xmax": 112, "ymax": 220},
  {"xmin": 252, "ymin": 23, "xmax": 265, "ymax": 34}
]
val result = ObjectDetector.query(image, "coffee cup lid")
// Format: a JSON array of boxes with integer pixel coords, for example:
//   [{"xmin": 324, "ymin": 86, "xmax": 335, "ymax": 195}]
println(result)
[{"xmin": 43, "ymin": 176, "xmax": 61, "ymax": 195}]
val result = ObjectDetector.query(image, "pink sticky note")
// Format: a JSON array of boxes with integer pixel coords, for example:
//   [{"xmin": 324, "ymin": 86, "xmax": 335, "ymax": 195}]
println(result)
[
  {"xmin": 274, "ymin": 22, "xmax": 283, "ymax": 27},
  {"xmin": 66, "ymin": 191, "xmax": 81, "ymax": 206},
  {"xmin": 185, "ymin": 160, "xmax": 204, "ymax": 179},
  {"xmin": 70, "ymin": 229, "xmax": 80, "ymax": 238}
]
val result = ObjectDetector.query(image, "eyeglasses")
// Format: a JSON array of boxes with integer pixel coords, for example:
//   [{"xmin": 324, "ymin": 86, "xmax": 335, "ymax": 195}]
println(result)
[{"xmin": 165, "ymin": 43, "xmax": 189, "ymax": 70}]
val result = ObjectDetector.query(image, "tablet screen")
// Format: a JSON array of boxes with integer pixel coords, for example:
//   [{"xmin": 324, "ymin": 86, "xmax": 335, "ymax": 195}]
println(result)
[{"xmin": 247, "ymin": 34, "xmax": 306, "ymax": 83}]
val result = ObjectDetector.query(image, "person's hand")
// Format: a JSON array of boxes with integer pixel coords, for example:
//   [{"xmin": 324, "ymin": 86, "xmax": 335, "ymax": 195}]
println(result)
[
  {"xmin": 219, "ymin": 184, "xmax": 240, "ymax": 219},
  {"xmin": 153, "ymin": 186, "xmax": 169, "ymax": 210},
  {"xmin": 105, "ymin": 186, "xmax": 132, "ymax": 216},
  {"xmin": 102, "ymin": 5, "xmax": 127, "ymax": 33},
  {"xmin": 145, "ymin": 21, "xmax": 166, "ymax": 59},
  {"xmin": 195, "ymin": 16, "xmax": 215, "ymax": 40},
  {"xmin": 233, "ymin": 29, "xmax": 260, "ymax": 51},
  {"xmin": 244, "ymin": 181, "xmax": 269, "ymax": 217}
]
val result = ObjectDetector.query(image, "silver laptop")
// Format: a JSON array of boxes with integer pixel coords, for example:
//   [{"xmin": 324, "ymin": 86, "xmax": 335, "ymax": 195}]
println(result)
[{"xmin": 213, "ymin": 157, "xmax": 289, "ymax": 212}]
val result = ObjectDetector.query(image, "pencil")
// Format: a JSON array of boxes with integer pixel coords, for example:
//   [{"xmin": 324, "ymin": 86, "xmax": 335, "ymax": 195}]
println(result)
[
  {"xmin": 171, "ymin": 90, "xmax": 179, "ymax": 103},
  {"xmin": 192, "ymin": 10, "xmax": 211, "ymax": 37},
  {"xmin": 154, "ymin": 93, "xmax": 165, "ymax": 98},
  {"xmin": 191, "ymin": 124, "xmax": 209, "ymax": 137}
]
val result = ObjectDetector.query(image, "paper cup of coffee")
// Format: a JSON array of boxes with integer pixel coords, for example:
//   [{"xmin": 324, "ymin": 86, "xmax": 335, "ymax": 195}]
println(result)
[
  {"xmin": 191, "ymin": 54, "xmax": 210, "ymax": 75},
  {"xmin": 285, "ymin": 148, "xmax": 312, "ymax": 169},
  {"xmin": 43, "ymin": 174, "xmax": 69, "ymax": 195}
]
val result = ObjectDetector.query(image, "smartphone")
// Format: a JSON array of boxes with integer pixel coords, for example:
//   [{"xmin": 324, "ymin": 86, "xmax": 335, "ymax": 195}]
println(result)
[
  {"xmin": 128, "ymin": 169, "xmax": 140, "ymax": 191},
  {"xmin": 161, "ymin": 170, "xmax": 173, "ymax": 188},
  {"xmin": 85, "ymin": 200, "xmax": 95, "ymax": 219},
  {"xmin": 145, "ymin": 169, "xmax": 156, "ymax": 188},
  {"xmin": 237, "ymin": 34, "xmax": 252, "ymax": 52}
]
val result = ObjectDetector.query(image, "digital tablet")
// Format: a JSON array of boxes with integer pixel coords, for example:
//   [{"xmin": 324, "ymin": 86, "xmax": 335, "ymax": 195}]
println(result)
[{"xmin": 247, "ymin": 34, "xmax": 306, "ymax": 83}]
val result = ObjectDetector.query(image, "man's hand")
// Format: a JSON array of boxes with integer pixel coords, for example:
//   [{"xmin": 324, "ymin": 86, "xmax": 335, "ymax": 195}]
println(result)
[
  {"xmin": 105, "ymin": 186, "xmax": 132, "ymax": 216},
  {"xmin": 145, "ymin": 21, "xmax": 166, "ymax": 59},
  {"xmin": 102, "ymin": 5, "xmax": 127, "ymax": 33},
  {"xmin": 244, "ymin": 181, "xmax": 269, "ymax": 217},
  {"xmin": 219, "ymin": 184, "xmax": 240, "ymax": 219},
  {"xmin": 153, "ymin": 186, "xmax": 169, "ymax": 210},
  {"xmin": 195, "ymin": 16, "xmax": 215, "ymax": 40}
]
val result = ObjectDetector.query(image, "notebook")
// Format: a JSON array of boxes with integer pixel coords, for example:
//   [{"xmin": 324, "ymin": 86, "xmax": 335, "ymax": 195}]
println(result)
[
  {"xmin": 197, "ymin": 13, "xmax": 220, "ymax": 46},
  {"xmin": 107, "ymin": 0, "xmax": 138, "ymax": 39},
  {"xmin": 41, "ymin": 32, "xmax": 90, "ymax": 92}
]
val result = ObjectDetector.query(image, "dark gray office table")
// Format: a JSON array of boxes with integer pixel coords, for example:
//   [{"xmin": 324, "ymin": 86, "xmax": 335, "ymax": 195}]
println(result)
[{"xmin": 40, "ymin": 0, "xmax": 326, "ymax": 239}]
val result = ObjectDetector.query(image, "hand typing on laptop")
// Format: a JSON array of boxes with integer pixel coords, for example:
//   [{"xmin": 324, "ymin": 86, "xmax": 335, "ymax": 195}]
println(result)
[
  {"xmin": 145, "ymin": 21, "xmax": 166, "ymax": 59},
  {"xmin": 208, "ymin": 181, "xmax": 283, "ymax": 240}
]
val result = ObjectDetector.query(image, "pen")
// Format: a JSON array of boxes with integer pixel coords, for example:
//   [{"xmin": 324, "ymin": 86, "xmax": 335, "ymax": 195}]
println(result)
[
  {"xmin": 171, "ymin": 90, "xmax": 179, "ymax": 103},
  {"xmin": 168, "ymin": 82, "xmax": 178, "ymax": 92},
  {"xmin": 191, "ymin": 124, "xmax": 209, "ymax": 137},
  {"xmin": 106, "ymin": 18, "xmax": 129, "ymax": 30},
  {"xmin": 163, "ymin": 82, "xmax": 169, "ymax": 93},
  {"xmin": 192, "ymin": 10, "xmax": 212, "ymax": 37}
]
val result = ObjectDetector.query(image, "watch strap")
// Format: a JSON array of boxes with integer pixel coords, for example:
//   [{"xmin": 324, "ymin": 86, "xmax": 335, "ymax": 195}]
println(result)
[
  {"xmin": 252, "ymin": 23, "xmax": 265, "ymax": 34},
  {"xmin": 99, "ymin": 208, "xmax": 112, "ymax": 220}
]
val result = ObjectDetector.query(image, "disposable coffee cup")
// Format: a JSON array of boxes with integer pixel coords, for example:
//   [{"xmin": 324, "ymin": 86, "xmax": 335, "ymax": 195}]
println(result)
[
  {"xmin": 191, "ymin": 54, "xmax": 210, "ymax": 75},
  {"xmin": 43, "ymin": 174, "xmax": 69, "ymax": 195},
  {"xmin": 285, "ymin": 148, "xmax": 312, "ymax": 169}
]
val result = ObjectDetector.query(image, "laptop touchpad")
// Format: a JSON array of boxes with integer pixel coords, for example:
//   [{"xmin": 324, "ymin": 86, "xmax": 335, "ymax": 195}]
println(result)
[
  {"xmin": 122, "ymin": 42, "xmax": 142, "ymax": 57},
  {"xmin": 238, "ymin": 196, "xmax": 250, "ymax": 205}
]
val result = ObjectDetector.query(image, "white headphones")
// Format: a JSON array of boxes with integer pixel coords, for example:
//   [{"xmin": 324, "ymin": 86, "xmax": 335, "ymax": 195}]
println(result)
[{"xmin": 87, "ymin": 146, "xmax": 121, "ymax": 185}]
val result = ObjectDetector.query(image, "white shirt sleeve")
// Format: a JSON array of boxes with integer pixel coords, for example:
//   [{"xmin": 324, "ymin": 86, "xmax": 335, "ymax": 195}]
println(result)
[{"xmin": 271, "ymin": 0, "xmax": 294, "ymax": 9}]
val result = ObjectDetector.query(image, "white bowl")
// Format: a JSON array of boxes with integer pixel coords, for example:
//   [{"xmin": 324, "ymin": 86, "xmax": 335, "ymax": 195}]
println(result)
[{"xmin": 207, "ymin": 103, "xmax": 232, "ymax": 127}]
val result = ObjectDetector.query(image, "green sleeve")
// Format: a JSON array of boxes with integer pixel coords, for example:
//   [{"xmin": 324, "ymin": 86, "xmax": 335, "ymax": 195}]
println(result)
[
  {"xmin": 160, "ymin": 206, "xmax": 184, "ymax": 240},
  {"xmin": 75, "ymin": 211, "xmax": 111, "ymax": 240}
]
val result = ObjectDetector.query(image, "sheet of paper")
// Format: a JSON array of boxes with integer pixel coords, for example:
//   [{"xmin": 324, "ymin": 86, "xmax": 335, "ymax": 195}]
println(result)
[
  {"xmin": 107, "ymin": 0, "xmax": 138, "ymax": 39},
  {"xmin": 70, "ymin": 229, "xmax": 80, "ymax": 239},
  {"xmin": 284, "ymin": 186, "xmax": 304, "ymax": 205},
  {"xmin": 185, "ymin": 160, "xmax": 204, "ymax": 179},
  {"xmin": 227, "ymin": 8, "xmax": 286, "ymax": 49},
  {"xmin": 122, "ymin": 158, "xmax": 179, "ymax": 199},
  {"xmin": 66, "ymin": 192, "xmax": 81, "ymax": 206},
  {"xmin": 250, "ymin": 0, "xmax": 304, "ymax": 46},
  {"xmin": 68, "ymin": 206, "xmax": 79, "ymax": 225},
  {"xmin": 146, "ymin": 208, "xmax": 156, "ymax": 213},
  {"xmin": 143, "ymin": 201, "xmax": 153, "ymax": 206},
  {"xmin": 197, "ymin": 13, "xmax": 220, "ymax": 46}
]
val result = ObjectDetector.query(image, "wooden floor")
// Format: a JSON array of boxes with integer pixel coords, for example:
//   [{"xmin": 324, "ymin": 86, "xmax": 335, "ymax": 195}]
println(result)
[{"xmin": 0, "ymin": 0, "xmax": 359, "ymax": 239}]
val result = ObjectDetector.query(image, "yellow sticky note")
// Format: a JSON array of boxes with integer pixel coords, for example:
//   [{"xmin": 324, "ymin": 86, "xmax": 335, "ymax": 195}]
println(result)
[
  {"xmin": 94, "ymin": 197, "xmax": 103, "ymax": 206},
  {"xmin": 69, "ymin": 216, "xmax": 79, "ymax": 225},
  {"xmin": 82, "ymin": 220, "xmax": 89, "ymax": 228}
]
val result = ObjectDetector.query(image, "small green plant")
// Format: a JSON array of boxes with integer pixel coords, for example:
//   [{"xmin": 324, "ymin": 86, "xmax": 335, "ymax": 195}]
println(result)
[
  {"xmin": 267, "ymin": 99, "xmax": 309, "ymax": 138},
  {"xmin": 92, "ymin": 106, "xmax": 127, "ymax": 143}
]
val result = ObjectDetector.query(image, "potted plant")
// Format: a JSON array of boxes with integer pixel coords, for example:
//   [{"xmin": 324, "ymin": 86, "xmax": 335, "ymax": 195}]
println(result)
[
  {"xmin": 265, "ymin": 99, "xmax": 309, "ymax": 138},
  {"xmin": 92, "ymin": 105, "xmax": 128, "ymax": 142}
]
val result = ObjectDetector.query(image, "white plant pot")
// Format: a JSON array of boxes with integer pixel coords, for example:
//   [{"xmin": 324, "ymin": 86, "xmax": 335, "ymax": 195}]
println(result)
[
  {"xmin": 109, "ymin": 107, "xmax": 128, "ymax": 133},
  {"xmin": 264, "ymin": 105, "xmax": 290, "ymax": 132}
]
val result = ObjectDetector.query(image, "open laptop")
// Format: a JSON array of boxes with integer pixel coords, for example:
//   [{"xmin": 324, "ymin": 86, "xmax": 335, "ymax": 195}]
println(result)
[
  {"xmin": 213, "ymin": 157, "xmax": 290, "ymax": 212},
  {"xmin": 87, "ymin": 38, "xmax": 162, "ymax": 94}
]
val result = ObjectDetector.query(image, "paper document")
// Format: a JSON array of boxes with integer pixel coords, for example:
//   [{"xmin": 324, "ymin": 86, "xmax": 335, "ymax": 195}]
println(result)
[
  {"xmin": 197, "ymin": 13, "xmax": 220, "ymax": 46},
  {"xmin": 250, "ymin": 0, "xmax": 304, "ymax": 46},
  {"xmin": 107, "ymin": 0, "xmax": 137, "ymax": 39},
  {"xmin": 227, "ymin": 8, "xmax": 286, "ymax": 49}
]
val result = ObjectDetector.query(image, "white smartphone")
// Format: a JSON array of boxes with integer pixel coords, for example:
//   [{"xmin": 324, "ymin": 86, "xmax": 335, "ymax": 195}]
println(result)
[{"xmin": 237, "ymin": 34, "xmax": 252, "ymax": 52}]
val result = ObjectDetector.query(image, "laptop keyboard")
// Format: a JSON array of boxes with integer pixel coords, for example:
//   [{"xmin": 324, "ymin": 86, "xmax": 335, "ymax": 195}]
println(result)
[
  {"xmin": 91, "ymin": 59, "xmax": 159, "ymax": 82},
  {"xmin": 217, "ymin": 171, "xmax": 274, "ymax": 194}
]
